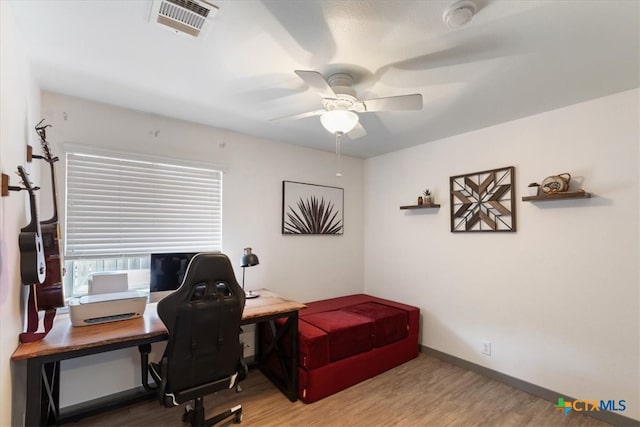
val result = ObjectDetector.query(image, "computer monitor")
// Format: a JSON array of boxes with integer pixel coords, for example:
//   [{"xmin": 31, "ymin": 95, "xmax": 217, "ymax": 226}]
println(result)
[{"xmin": 149, "ymin": 252, "xmax": 197, "ymax": 293}]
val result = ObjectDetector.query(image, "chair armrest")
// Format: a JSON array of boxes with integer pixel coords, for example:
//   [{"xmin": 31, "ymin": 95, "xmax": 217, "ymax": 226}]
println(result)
[
  {"xmin": 138, "ymin": 344, "xmax": 157, "ymax": 391},
  {"xmin": 236, "ymin": 342, "xmax": 248, "ymax": 384},
  {"xmin": 138, "ymin": 344, "xmax": 169, "ymax": 407}
]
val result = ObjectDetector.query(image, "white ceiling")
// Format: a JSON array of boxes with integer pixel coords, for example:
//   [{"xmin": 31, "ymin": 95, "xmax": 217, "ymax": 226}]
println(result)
[{"xmin": 9, "ymin": 0, "xmax": 639, "ymax": 158}]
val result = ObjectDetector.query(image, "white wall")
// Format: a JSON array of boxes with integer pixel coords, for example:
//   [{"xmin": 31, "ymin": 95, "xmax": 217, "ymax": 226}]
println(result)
[
  {"xmin": 39, "ymin": 92, "xmax": 364, "ymax": 407},
  {"xmin": 5, "ymin": 71, "xmax": 636, "ymax": 423},
  {"xmin": 364, "ymin": 89, "xmax": 640, "ymax": 421},
  {"xmin": 0, "ymin": 3, "xmax": 42, "ymax": 425}
]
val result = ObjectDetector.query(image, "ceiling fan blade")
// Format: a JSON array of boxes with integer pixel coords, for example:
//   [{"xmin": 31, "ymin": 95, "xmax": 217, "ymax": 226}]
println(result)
[
  {"xmin": 347, "ymin": 122, "xmax": 367, "ymax": 140},
  {"xmin": 363, "ymin": 94, "xmax": 423, "ymax": 112},
  {"xmin": 270, "ymin": 109, "xmax": 325, "ymax": 122},
  {"xmin": 295, "ymin": 70, "xmax": 337, "ymax": 99},
  {"xmin": 372, "ymin": 34, "xmax": 520, "ymax": 88}
]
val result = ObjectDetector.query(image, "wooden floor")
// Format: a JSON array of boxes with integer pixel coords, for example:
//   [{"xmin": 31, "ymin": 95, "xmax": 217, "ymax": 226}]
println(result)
[{"xmin": 72, "ymin": 353, "xmax": 610, "ymax": 427}]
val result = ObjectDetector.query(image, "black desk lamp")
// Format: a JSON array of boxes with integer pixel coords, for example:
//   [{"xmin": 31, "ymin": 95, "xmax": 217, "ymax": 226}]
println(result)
[{"xmin": 240, "ymin": 247, "xmax": 260, "ymax": 299}]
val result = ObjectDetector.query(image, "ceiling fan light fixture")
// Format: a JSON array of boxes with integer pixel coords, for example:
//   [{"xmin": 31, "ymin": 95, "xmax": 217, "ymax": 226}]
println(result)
[
  {"xmin": 443, "ymin": 0, "xmax": 477, "ymax": 27},
  {"xmin": 320, "ymin": 110, "xmax": 359, "ymax": 134}
]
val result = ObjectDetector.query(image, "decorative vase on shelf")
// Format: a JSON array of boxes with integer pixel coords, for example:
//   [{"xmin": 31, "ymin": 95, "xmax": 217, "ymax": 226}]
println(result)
[
  {"xmin": 422, "ymin": 189, "xmax": 432, "ymax": 205},
  {"xmin": 417, "ymin": 196, "xmax": 424, "ymax": 205},
  {"xmin": 528, "ymin": 184, "xmax": 540, "ymax": 197}
]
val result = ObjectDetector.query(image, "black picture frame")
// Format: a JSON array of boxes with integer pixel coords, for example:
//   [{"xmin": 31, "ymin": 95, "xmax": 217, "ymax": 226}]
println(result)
[{"xmin": 282, "ymin": 181, "xmax": 344, "ymax": 235}]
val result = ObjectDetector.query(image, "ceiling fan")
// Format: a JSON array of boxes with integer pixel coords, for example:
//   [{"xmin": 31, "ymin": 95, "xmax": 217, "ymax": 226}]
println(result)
[{"xmin": 272, "ymin": 70, "xmax": 423, "ymax": 140}]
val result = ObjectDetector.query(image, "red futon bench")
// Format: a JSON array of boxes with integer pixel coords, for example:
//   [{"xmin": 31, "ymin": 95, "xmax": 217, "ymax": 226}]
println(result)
[{"xmin": 261, "ymin": 294, "xmax": 420, "ymax": 403}]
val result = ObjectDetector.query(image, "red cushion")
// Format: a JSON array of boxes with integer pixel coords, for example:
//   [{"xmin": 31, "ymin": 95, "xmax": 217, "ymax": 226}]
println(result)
[
  {"xmin": 341, "ymin": 302, "xmax": 408, "ymax": 347},
  {"xmin": 302, "ymin": 311, "xmax": 374, "ymax": 362},
  {"xmin": 264, "ymin": 318, "xmax": 330, "ymax": 371},
  {"xmin": 297, "ymin": 319, "xmax": 329, "ymax": 369},
  {"xmin": 298, "ymin": 336, "xmax": 418, "ymax": 403},
  {"xmin": 301, "ymin": 294, "xmax": 381, "ymax": 317}
]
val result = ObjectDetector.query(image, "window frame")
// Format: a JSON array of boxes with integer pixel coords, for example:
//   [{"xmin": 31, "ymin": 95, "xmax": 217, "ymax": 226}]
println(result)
[{"xmin": 62, "ymin": 145, "xmax": 225, "ymax": 297}]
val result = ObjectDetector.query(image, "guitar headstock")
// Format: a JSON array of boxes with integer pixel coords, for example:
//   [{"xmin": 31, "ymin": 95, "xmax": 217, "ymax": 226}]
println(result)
[
  {"xmin": 16, "ymin": 166, "xmax": 39, "ymax": 195},
  {"xmin": 35, "ymin": 119, "xmax": 58, "ymax": 164},
  {"xmin": 35, "ymin": 118, "xmax": 51, "ymax": 140}
]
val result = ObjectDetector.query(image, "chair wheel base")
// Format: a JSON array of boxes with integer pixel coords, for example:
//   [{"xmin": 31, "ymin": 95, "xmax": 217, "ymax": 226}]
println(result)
[
  {"xmin": 181, "ymin": 401, "xmax": 243, "ymax": 426},
  {"xmin": 182, "ymin": 406, "xmax": 191, "ymax": 423}
]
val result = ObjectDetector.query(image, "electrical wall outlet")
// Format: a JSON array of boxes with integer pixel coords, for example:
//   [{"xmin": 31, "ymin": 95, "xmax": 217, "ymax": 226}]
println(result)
[{"xmin": 481, "ymin": 340, "xmax": 492, "ymax": 356}]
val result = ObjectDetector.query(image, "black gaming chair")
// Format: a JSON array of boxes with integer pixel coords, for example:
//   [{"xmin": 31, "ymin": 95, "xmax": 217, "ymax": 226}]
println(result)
[{"xmin": 141, "ymin": 253, "xmax": 247, "ymax": 426}]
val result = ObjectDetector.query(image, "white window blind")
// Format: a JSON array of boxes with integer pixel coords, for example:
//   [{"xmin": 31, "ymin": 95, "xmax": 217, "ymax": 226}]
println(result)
[{"xmin": 65, "ymin": 152, "xmax": 222, "ymax": 257}]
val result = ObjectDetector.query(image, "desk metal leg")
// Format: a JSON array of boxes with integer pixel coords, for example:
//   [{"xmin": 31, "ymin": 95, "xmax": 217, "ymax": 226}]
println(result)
[
  {"xmin": 25, "ymin": 359, "xmax": 41, "ymax": 427},
  {"xmin": 25, "ymin": 359, "xmax": 59, "ymax": 427},
  {"xmin": 257, "ymin": 311, "xmax": 299, "ymax": 402},
  {"xmin": 289, "ymin": 311, "xmax": 299, "ymax": 401}
]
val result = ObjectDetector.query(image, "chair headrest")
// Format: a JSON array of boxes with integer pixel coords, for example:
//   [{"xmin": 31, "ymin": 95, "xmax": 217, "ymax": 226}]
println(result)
[{"xmin": 157, "ymin": 253, "xmax": 245, "ymax": 331}]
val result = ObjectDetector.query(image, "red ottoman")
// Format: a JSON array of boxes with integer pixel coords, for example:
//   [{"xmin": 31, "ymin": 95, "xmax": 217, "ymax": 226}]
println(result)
[
  {"xmin": 297, "ymin": 319, "xmax": 329, "ymax": 370},
  {"xmin": 259, "ymin": 294, "xmax": 420, "ymax": 403},
  {"xmin": 341, "ymin": 302, "xmax": 408, "ymax": 347},
  {"xmin": 302, "ymin": 311, "xmax": 374, "ymax": 362}
]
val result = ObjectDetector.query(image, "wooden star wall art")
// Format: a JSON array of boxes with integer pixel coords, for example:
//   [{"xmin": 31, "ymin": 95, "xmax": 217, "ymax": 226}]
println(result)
[{"xmin": 450, "ymin": 166, "xmax": 516, "ymax": 232}]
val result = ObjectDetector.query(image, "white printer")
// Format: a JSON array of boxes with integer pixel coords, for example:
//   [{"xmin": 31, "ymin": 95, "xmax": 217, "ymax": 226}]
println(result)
[{"xmin": 68, "ymin": 272, "xmax": 147, "ymax": 326}]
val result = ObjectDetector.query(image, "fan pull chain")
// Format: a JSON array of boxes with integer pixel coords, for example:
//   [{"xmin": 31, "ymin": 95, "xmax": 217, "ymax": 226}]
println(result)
[{"xmin": 335, "ymin": 132, "xmax": 343, "ymax": 177}]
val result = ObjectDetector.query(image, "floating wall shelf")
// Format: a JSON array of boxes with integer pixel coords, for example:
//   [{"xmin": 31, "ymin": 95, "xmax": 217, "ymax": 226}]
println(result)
[
  {"xmin": 522, "ymin": 190, "xmax": 591, "ymax": 202},
  {"xmin": 400, "ymin": 204, "xmax": 441, "ymax": 210}
]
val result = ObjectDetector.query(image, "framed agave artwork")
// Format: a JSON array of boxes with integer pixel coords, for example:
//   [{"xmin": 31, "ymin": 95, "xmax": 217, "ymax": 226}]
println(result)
[{"xmin": 282, "ymin": 181, "xmax": 344, "ymax": 235}]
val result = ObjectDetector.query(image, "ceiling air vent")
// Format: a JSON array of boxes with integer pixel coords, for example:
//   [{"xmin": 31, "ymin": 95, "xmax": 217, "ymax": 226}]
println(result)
[{"xmin": 149, "ymin": 0, "xmax": 219, "ymax": 38}]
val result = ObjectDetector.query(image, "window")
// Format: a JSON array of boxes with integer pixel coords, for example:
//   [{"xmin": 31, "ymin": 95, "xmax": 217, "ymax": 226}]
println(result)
[{"xmin": 64, "ymin": 151, "xmax": 222, "ymax": 296}]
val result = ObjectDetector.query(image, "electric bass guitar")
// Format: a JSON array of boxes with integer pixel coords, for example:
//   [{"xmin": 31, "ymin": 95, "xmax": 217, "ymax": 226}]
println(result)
[
  {"xmin": 17, "ymin": 166, "xmax": 46, "ymax": 286},
  {"xmin": 33, "ymin": 119, "xmax": 65, "ymax": 309}
]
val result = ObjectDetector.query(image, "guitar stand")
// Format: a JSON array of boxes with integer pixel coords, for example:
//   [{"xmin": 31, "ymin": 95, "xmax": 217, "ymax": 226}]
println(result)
[
  {"xmin": 3, "ymin": 126, "xmax": 55, "ymax": 196},
  {"xmin": 1, "ymin": 173, "xmax": 38, "ymax": 197},
  {"xmin": 28, "ymin": 144, "xmax": 59, "ymax": 164},
  {"xmin": 1, "ymin": 173, "xmax": 10, "ymax": 197}
]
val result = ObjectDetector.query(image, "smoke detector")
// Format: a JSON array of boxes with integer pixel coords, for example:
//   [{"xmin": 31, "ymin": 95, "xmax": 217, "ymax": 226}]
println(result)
[
  {"xmin": 149, "ymin": 0, "xmax": 219, "ymax": 38},
  {"xmin": 443, "ymin": 0, "xmax": 477, "ymax": 27}
]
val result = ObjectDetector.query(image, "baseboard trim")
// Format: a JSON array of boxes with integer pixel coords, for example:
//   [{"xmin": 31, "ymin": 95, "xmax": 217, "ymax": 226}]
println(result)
[
  {"xmin": 421, "ymin": 346, "xmax": 638, "ymax": 427},
  {"xmin": 58, "ymin": 386, "xmax": 155, "ymax": 424}
]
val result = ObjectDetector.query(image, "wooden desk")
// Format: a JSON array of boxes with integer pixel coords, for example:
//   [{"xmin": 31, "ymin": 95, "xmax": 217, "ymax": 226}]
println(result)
[{"xmin": 12, "ymin": 289, "xmax": 305, "ymax": 426}]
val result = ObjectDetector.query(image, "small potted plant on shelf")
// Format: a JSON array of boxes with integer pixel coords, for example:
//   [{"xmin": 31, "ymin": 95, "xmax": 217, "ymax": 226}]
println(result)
[
  {"xmin": 528, "ymin": 182, "xmax": 540, "ymax": 197},
  {"xmin": 423, "ymin": 188, "xmax": 433, "ymax": 205}
]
